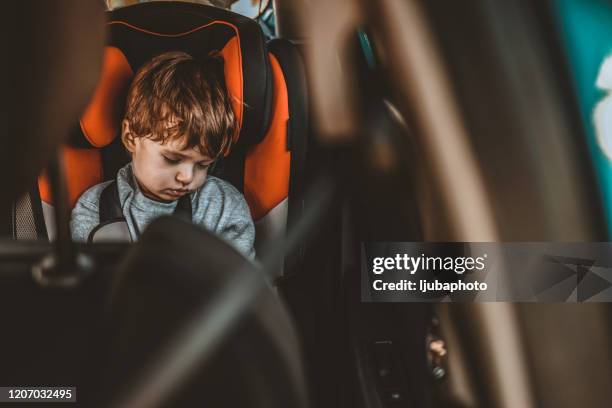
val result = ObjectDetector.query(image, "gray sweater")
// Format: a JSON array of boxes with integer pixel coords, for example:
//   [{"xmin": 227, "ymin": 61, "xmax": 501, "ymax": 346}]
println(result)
[{"xmin": 70, "ymin": 163, "xmax": 255, "ymax": 259}]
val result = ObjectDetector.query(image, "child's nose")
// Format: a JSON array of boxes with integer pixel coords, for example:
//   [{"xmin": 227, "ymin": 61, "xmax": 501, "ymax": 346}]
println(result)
[{"xmin": 176, "ymin": 166, "xmax": 193, "ymax": 185}]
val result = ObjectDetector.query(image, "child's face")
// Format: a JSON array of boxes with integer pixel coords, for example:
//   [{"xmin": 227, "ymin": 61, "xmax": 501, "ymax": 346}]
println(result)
[{"xmin": 124, "ymin": 131, "xmax": 214, "ymax": 202}]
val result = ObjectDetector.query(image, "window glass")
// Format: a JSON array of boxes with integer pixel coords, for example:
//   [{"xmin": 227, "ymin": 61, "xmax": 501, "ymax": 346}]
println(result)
[{"xmin": 555, "ymin": 0, "xmax": 612, "ymax": 231}]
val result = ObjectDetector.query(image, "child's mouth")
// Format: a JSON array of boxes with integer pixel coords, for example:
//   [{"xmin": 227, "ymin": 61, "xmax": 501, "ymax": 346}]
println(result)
[{"xmin": 165, "ymin": 188, "xmax": 189, "ymax": 197}]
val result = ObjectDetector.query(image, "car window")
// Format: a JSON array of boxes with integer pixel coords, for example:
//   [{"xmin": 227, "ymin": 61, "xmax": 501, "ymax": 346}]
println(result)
[{"xmin": 554, "ymin": 0, "xmax": 612, "ymax": 232}]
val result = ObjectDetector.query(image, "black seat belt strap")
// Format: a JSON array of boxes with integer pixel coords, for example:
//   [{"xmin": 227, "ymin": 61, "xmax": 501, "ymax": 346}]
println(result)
[{"xmin": 99, "ymin": 180, "xmax": 123, "ymax": 223}]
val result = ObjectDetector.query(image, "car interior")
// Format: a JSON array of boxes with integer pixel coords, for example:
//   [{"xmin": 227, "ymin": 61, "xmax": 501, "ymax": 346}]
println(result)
[{"xmin": 2, "ymin": 0, "xmax": 612, "ymax": 407}]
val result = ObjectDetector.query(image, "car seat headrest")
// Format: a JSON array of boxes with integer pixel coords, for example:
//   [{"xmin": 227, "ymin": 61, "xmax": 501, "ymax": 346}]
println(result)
[{"xmin": 70, "ymin": 2, "xmax": 272, "ymax": 153}]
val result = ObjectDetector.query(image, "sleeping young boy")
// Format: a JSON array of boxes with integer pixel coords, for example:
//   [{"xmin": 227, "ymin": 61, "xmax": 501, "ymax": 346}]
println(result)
[{"xmin": 70, "ymin": 51, "xmax": 255, "ymax": 259}]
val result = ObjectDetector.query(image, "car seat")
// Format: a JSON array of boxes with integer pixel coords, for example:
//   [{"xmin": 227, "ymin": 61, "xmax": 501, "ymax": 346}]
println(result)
[{"xmin": 10, "ymin": 1, "xmax": 308, "ymax": 273}]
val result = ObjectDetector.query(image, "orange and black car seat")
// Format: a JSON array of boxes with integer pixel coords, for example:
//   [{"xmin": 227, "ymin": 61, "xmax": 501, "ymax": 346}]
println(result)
[{"xmin": 10, "ymin": 2, "xmax": 308, "ymax": 270}]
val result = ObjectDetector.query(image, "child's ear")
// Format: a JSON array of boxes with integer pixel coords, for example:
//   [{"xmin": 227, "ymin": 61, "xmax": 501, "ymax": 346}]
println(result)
[{"xmin": 121, "ymin": 120, "xmax": 135, "ymax": 153}]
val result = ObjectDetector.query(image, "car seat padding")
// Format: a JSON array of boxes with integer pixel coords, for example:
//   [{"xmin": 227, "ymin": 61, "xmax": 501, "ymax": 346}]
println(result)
[
  {"xmin": 245, "ymin": 54, "xmax": 290, "ymax": 220},
  {"xmin": 267, "ymin": 38, "xmax": 308, "ymax": 232},
  {"xmin": 39, "ymin": 147, "xmax": 103, "ymax": 208},
  {"xmin": 80, "ymin": 47, "xmax": 133, "ymax": 148}
]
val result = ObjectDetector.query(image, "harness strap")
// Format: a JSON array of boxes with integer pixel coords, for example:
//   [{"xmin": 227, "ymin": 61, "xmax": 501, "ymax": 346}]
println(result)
[{"xmin": 99, "ymin": 180, "xmax": 123, "ymax": 223}]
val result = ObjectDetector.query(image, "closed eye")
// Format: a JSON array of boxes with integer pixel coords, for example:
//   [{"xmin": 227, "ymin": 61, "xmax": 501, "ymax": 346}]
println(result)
[{"xmin": 162, "ymin": 155, "xmax": 180, "ymax": 164}]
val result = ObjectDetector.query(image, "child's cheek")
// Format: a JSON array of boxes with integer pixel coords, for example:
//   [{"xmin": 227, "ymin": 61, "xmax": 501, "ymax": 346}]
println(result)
[
  {"xmin": 195, "ymin": 171, "xmax": 207, "ymax": 188},
  {"xmin": 146, "ymin": 164, "xmax": 170, "ymax": 187},
  {"xmin": 162, "ymin": 167, "xmax": 178, "ymax": 185}
]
